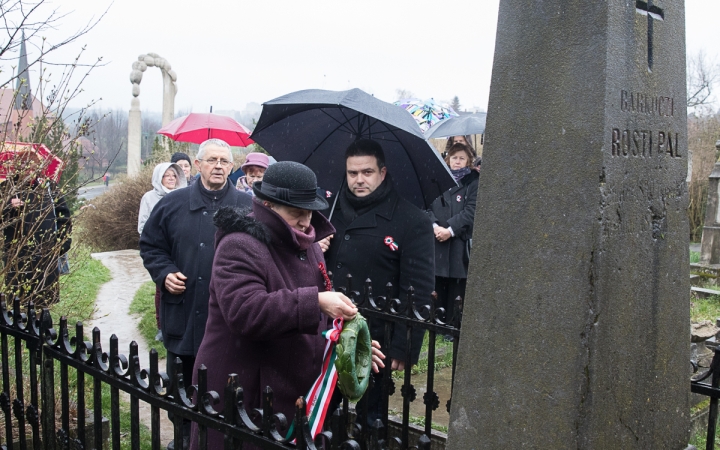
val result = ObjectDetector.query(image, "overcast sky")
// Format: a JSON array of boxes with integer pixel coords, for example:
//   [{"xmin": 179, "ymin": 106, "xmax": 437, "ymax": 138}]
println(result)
[{"xmin": 11, "ymin": 0, "xmax": 720, "ymax": 114}]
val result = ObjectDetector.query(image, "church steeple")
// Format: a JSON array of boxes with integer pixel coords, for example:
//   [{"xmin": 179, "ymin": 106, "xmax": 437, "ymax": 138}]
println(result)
[{"xmin": 14, "ymin": 31, "xmax": 32, "ymax": 111}]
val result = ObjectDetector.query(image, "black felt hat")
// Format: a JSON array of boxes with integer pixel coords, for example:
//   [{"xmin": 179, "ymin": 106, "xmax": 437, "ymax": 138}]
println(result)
[
  {"xmin": 253, "ymin": 161, "xmax": 329, "ymax": 211},
  {"xmin": 170, "ymin": 152, "xmax": 191, "ymax": 165}
]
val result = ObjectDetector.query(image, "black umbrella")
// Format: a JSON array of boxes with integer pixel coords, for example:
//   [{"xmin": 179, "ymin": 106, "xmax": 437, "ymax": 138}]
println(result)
[{"xmin": 251, "ymin": 88, "xmax": 456, "ymax": 210}]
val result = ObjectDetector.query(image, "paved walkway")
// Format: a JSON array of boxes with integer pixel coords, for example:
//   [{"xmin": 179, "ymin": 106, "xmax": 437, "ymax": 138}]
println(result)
[{"xmin": 87, "ymin": 249, "xmax": 173, "ymax": 445}]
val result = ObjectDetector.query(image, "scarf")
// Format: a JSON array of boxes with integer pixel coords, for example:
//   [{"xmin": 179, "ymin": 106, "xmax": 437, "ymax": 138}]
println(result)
[
  {"xmin": 451, "ymin": 167, "xmax": 471, "ymax": 183},
  {"xmin": 254, "ymin": 200, "xmax": 319, "ymax": 251},
  {"xmin": 291, "ymin": 225, "xmax": 316, "ymax": 251},
  {"xmin": 198, "ymin": 179, "xmax": 230, "ymax": 208},
  {"xmin": 338, "ymin": 174, "xmax": 393, "ymax": 223}
]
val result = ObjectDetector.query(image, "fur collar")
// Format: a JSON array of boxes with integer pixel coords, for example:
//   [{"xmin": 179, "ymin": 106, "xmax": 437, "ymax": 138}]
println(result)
[{"xmin": 213, "ymin": 206, "xmax": 271, "ymax": 245}]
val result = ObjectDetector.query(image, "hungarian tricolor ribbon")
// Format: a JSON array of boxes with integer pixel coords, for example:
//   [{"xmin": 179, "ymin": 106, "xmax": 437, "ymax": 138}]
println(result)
[
  {"xmin": 304, "ymin": 317, "xmax": 344, "ymax": 437},
  {"xmin": 287, "ymin": 317, "xmax": 344, "ymax": 440},
  {"xmin": 384, "ymin": 236, "xmax": 399, "ymax": 251}
]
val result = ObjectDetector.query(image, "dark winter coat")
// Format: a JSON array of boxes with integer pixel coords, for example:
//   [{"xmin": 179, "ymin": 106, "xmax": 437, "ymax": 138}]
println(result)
[
  {"xmin": 427, "ymin": 170, "xmax": 479, "ymax": 279},
  {"xmin": 324, "ymin": 184, "xmax": 434, "ymax": 364},
  {"xmin": 2, "ymin": 178, "xmax": 71, "ymax": 306},
  {"xmin": 189, "ymin": 201, "xmax": 335, "ymax": 450},
  {"xmin": 139, "ymin": 180, "xmax": 252, "ymax": 356}
]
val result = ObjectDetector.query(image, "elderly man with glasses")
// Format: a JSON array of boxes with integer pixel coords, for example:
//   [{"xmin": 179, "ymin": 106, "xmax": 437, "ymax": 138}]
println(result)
[{"xmin": 140, "ymin": 138, "xmax": 251, "ymax": 450}]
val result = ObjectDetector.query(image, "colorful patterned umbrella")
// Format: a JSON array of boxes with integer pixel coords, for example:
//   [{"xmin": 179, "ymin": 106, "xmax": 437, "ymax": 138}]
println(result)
[
  {"xmin": 0, "ymin": 142, "xmax": 64, "ymax": 182},
  {"xmin": 393, "ymin": 98, "xmax": 459, "ymax": 132}
]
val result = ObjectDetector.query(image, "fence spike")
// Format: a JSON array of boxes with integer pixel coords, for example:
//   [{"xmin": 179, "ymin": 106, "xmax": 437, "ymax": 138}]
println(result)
[
  {"xmin": 171, "ymin": 356, "xmax": 195, "ymax": 408},
  {"xmin": 235, "ymin": 386, "xmax": 260, "ymax": 432},
  {"xmin": 91, "ymin": 327, "xmax": 109, "ymax": 371},
  {"xmin": 39, "ymin": 308, "xmax": 56, "ymax": 346},
  {"xmin": 12, "ymin": 298, "xmax": 27, "ymax": 331},
  {"xmin": 149, "ymin": 348, "xmax": 169, "ymax": 396},
  {"xmin": 129, "ymin": 341, "xmax": 149, "ymax": 389},
  {"xmin": 198, "ymin": 364, "xmax": 220, "ymax": 416}
]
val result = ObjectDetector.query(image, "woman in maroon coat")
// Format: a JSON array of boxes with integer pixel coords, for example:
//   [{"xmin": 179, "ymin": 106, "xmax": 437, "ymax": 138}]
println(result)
[{"xmin": 189, "ymin": 162, "xmax": 362, "ymax": 449}]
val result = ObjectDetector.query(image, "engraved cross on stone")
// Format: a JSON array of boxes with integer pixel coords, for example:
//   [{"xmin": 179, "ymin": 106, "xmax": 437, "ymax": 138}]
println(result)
[{"xmin": 635, "ymin": 0, "xmax": 664, "ymax": 71}]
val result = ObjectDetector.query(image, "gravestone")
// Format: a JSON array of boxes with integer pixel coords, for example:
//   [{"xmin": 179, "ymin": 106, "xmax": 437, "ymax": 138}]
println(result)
[
  {"xmin": 699, "ymin": 161, "xmax": 720, "ymax": 263},
  {"xmin": 447, "ymin": 1, "xmax": 690, "ymax": 448}
]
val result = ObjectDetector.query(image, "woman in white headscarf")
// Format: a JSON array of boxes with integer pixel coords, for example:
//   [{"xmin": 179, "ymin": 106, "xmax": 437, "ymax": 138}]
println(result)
[{"xmin": 138, "ymin": 162, "xmax": 187, "ymax": 234}]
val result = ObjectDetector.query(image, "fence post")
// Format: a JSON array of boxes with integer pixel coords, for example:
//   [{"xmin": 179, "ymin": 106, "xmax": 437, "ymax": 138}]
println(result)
[
  {"xmin": 41, "ymin": 345, "xmax": 55, "ymax": 450},
  {"xmin": 706, "ymin": 348, "xmax": 720, "ymax": 448}
]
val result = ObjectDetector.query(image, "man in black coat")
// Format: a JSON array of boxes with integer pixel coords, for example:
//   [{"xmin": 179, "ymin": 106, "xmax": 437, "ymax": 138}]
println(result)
[
  {"xmin": 322, "ymin": 139, "xmax": 434, "ymax": 423},
  {"xmin": 139, "ymin": 139, "xmax": 251, "ymax": 449}
]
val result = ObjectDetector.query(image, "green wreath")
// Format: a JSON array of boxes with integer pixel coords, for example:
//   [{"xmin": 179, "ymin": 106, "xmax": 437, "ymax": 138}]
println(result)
[{"xmin": 334, "ymin": 313, "xmax": 372, "ymax": 402}]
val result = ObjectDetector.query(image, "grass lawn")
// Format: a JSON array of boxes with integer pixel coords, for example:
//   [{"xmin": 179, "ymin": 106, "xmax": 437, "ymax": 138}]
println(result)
[
  {"xmin": 691, "ymin": 250, "xmax": 701, "ymax": 264},
  {"xmin": 691, "ymin": 294, "xmax": 720, "ymax": 323},
  {"xmin": 392, "ymin": 332, "xmax": 454, "ymax": 379},
  {"xmin": 53, "ymin": 245, "xmax": 112, "ymax": 324},
  {"xmin": 129, "ymin": 280, "xmax": 166, "ymax": 359},
  {"xmin": 690, "ymin": 420, "xmax": 720, "ymax": 449}
]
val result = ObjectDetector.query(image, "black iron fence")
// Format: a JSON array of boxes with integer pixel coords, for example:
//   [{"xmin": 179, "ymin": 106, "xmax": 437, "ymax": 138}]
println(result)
[
  {"xmin": 693, "ymin": 347, "xmax": 720, "ymax": 449},
  {"xmin": 0, "ymin": 273, "xmax": 463, "ymax": 450}
]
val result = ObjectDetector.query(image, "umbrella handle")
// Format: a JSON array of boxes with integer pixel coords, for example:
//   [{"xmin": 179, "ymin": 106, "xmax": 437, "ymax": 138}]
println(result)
[
  {"xmin": 434, "ymin": 179, "xmax": 446, "ymax": 207},
  {"xmin": 327, "ymin": 176, "xmax": 346, "ymax": 221}
]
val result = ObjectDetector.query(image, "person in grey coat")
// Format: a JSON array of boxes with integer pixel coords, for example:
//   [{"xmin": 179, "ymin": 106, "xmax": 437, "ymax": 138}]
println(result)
[
  {"xmin": 428, "ymin": 143, "xmax": 479, "ymax": 328},
  {"xmin": 139, "ymin": 138, "xmax": 252, "ymax": 449}
]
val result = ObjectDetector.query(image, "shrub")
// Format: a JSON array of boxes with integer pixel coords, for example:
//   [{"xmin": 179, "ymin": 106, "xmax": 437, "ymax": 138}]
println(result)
[{"xmin": 74, "ymin": 167, "xmax": 153, "ymax": 252}]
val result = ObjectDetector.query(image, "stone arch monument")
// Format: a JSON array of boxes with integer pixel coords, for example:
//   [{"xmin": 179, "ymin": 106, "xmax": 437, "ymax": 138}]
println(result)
[{"xmin": 127, "ymin": 53, "xmax": 177, "ymax": 176}]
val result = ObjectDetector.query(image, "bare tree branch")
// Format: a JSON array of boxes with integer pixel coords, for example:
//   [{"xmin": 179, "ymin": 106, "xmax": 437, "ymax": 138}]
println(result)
[
  {"xmin": 0, "ymin": 0, "xmax": 110, "ymax": 88},
  {"xmin": 0, "ymin": 0, "xmax": 113, "ymax": 306},
  {"xmin": 687, "ymin": 50, "xmax": 719, "ymax": 109}
]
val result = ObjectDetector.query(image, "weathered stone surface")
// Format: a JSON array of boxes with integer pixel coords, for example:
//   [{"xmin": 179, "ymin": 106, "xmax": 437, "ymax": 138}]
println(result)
[
  {"xmin": 691, "ymin": 320, "xmax": 718, "ymax": 342},
  {"xmin": 127, "ymin": 98, "xmax": 142, "ymax": 177},
  {"xmin": 447, "ymin": 1, "xmax": 689, "ymax": 448}
]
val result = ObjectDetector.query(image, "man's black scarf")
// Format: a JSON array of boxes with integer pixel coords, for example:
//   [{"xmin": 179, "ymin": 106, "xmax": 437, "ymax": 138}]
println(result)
[{"xmin": 338, "ymin": 173, "xmax": 393, "ymax": 223}]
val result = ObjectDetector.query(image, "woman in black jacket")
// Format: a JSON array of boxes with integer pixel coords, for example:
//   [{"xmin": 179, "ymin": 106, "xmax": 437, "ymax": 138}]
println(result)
[
  {"xmin": 428, "ymin": 143, "xmax": 479, "ymax": 330},
  {"xmin": 3, "ymin": 172, "xmax": 71, "ymax": 307}
]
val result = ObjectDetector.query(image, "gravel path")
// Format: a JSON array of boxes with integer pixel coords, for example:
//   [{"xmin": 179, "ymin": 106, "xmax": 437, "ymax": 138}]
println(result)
[{"xmin": 87, "ymin": 249, "xmax": 174, "ymax": 445}]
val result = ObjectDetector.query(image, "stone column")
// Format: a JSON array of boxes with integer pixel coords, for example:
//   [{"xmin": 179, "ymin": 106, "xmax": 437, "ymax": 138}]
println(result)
[
  {"xmin": 447, "ymin": 1, "xmax": 690, "ymax": 448},
  {"xmin": 700, "ymin": 161, "xmax": 720, "ymax": 263},
  {"xmin": 161, "ymin": 70, "xmax": 176, "ymax": 127},
  {"xmin": 127, "ymin": 98, "xmax": 142, "ymax": 177}
]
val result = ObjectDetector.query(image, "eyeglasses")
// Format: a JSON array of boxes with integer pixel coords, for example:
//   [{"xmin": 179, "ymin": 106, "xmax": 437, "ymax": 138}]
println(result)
[
  {"xmin": 200, "ymin": 158, "xmax": 232, "ymax": 167},
  {"xmin": 162, "ymin": 174, "xmax": 176, "ymax": 178}
]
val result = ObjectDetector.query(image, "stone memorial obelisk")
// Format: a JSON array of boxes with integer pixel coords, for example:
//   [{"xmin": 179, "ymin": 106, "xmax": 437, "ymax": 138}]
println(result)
[{"xmin": 448, "ymin": 1, "xmax": 690, "ymax": 448}]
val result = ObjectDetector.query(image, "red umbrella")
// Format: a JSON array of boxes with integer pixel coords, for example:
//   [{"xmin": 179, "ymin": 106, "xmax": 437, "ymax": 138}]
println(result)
[
  {"xmin": 157, "ymin": 113, "xmax": 254, "ymax": 147},
  {"xmin": 0, "ymin": 142, "xmax": 64, "ymax": 183}
]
